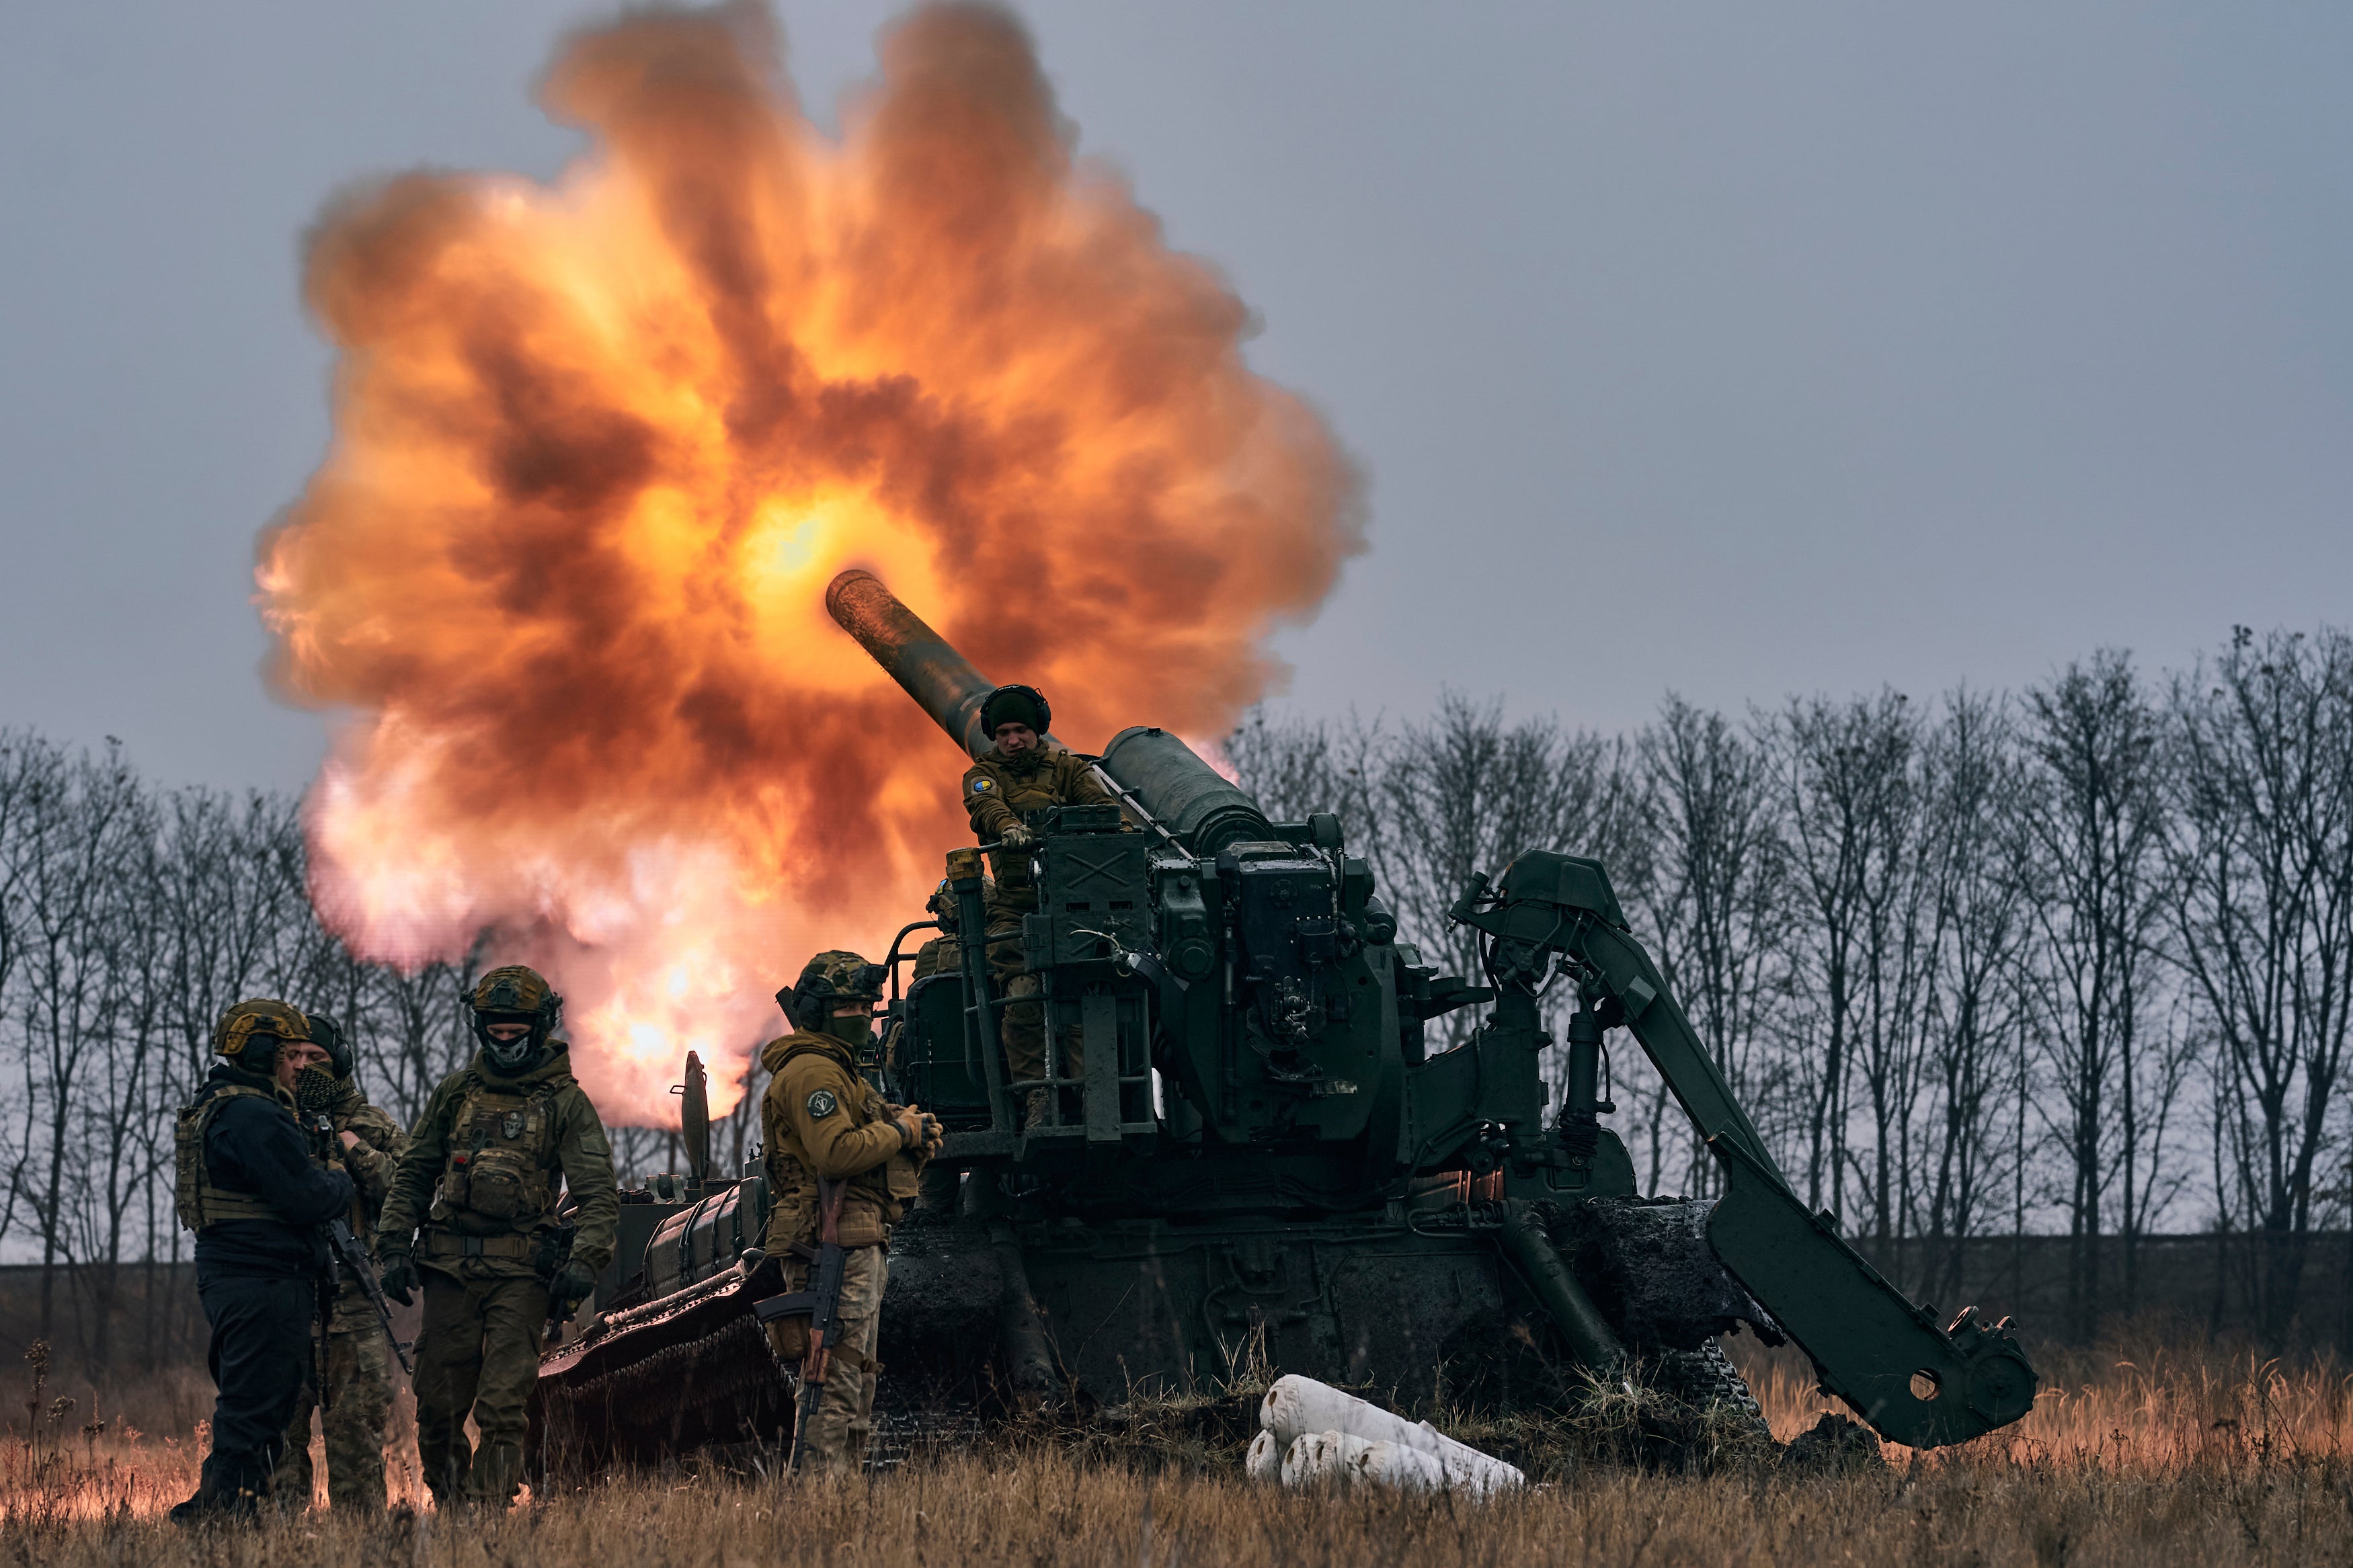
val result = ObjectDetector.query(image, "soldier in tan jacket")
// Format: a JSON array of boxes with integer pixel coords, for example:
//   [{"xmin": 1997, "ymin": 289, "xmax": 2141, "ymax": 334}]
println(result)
[
  {"xmin": 960, "ymin": 684, "xmax": 1115, "ymax": 1124},
  {"xmin": 760, "ymin": 951, "xmax": 939, "ymax": 1473}
]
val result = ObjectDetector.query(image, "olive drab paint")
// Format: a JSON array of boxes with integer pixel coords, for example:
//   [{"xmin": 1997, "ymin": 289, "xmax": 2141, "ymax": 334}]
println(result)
[{"xmin": 819, "ymin": 569, "xmax": 2042, "ymax": 1451}]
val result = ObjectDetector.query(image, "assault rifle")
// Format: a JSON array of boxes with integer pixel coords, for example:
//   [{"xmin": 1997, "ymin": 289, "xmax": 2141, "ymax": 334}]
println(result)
[
  {"xmin": 325, "ymin": 1218, "xmax": 416, "ymax": 1376},
  {"xmin": 752, "ymin": 1178, "xmax": 849, "ymax": 1473},
  {"xmin": 301, "ymin": 1109, "xmax": 416, "ymax": 1377}
]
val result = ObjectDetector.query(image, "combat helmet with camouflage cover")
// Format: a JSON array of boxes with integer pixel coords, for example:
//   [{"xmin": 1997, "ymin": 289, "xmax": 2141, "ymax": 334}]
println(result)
[
  {"xmin": 210, "ymin": 997, "xmax": 312, "ymax": 1070},
  {"xmin": 779, "ymin": 950, "xmax": 885, "ymax": 1043},
  {"xmin": 469, "ymin": 965, "xmax": 563, "ymax": 1073}
]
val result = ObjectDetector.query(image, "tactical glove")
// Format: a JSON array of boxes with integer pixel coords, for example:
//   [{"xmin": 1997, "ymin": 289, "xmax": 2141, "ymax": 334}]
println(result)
[
  {"xmin": 378, "ymin": 1251, "xmax": 420, "ymax": 1307},
  {"xmin": 551, "ymin": 1260, "xmax": 599, "ymax": 1313},
  {"xmin": 919, "ymin": 1110, "xmax": 945, "ymax": 1157},
  {"xmin": 998, "ymin": 823, "xmax": 1036, "ymax": 852}
]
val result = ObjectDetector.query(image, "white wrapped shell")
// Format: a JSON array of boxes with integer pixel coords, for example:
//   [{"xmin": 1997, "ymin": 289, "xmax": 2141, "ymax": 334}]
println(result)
[
  {"xmin": 1280, "ymin": 1429, "xmax": 1449, "ymax": 1491},
  {"xmin": 1245, "ymin": 1427, "xmax": 1285, "ymax": 1484},
  {"xmin": 1258, "ymin": 1374, "xmax": 1525, "ymax": 1494}
]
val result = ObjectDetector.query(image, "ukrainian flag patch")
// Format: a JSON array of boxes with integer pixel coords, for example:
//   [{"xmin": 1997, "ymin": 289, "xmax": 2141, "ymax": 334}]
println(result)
[{"xmin": 970, "ymin": 777, "xmax": 995, "ymax": 794}]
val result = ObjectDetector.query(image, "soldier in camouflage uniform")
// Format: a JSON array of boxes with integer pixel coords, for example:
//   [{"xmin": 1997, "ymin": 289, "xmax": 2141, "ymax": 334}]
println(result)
[
  {"xmin": 374, "ymin": 966, "xmax": 618, "ymax": 1509},
  {"xmin": 759, "ymin": 952, "xmax": 939, "ymax": 1473},
  {"xmin": 271, "ymin": 1014, "xmax": 406, "ymax": 1512},
  {"xmin": 959, "ymin": 685, "xmax": 1115, "ymax": 1125}
]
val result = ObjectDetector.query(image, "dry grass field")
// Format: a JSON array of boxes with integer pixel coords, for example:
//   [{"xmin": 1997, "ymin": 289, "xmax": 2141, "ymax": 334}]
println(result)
[{"xmin": 7, "ymin": 1329, "xmax": 2353, "ymax": 1567}]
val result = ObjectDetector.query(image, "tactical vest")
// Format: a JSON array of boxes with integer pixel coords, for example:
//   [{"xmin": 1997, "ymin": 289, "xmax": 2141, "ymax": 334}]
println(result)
[
  {"xmin": 434, "ymin": 1074, "xmax": 562, "ymax": 1227},
  {"xmin": 763, "ymin": 1042, "xmax": 914, "ymax": 1242},
  {"xmin": 173, "ymin": 1083, "xmax": 288, "ymax": 1232},
  {"xmin": 969, "ymin": 750, "xmax": 1101, "ymax": 916}
]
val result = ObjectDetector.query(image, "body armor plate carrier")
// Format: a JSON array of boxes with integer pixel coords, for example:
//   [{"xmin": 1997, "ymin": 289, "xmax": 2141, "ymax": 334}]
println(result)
[
  {"xmin": 433, "ymin": 1077, "xmax": 561, "ymax": 1227},
  {"xmin": 173, "ymin": 1083, "xmax": 285, "ymax": 1231}
]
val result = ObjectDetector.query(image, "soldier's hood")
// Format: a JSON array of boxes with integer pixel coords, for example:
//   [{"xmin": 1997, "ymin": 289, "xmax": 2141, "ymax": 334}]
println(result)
[
  {"xmin": 467, "ymin": 1041, "xmax": 577, "ymax": 1089},
  {"xmin": 760, "ymin": 1030, "xmax": 852, "ymax": 1074},
  {"xmin": 203, "ymin": 1059, "xmax": 295, "ymax": 1108},
  {"xmin": 206, "ymin": 1060, "xmax": 272, "ymax": 1091}
]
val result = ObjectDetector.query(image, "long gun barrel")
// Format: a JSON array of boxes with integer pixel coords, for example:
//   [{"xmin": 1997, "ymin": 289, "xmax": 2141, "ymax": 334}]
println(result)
[
  {"xmin": 825, "ymin": 569, "xmax": 1275, "ymax": 855},
  {"xmin": 826, "ymin": 569, "xmax": 1010, "ymax": 761}
]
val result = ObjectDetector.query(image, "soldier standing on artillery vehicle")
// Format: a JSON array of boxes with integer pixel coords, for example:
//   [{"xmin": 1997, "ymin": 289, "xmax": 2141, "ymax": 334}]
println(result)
[
  {"xmin": 271, "ymin": 1014, "xmax": 407, "ymax": 1512},
  {"xmin": 759, "ymin": 952, "xmax": 941, "ymax": 1473},
  {"xmin": 170, "ymin": 1001, "xmax": 356, "ymax": 1524},
  {"xmin": 960, "ymin": 684, "xmax": 1116, "ymax": 1126},
  {"xmin": 373, "ymin": 966, "xmax": 618, "ymax": 1509}
]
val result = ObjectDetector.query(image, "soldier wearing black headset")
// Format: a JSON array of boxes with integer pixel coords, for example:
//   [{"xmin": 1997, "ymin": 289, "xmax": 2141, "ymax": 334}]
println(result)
[{"xmin": 957, "ymin": 685, "xmax": 1117, "ymax": 1127}]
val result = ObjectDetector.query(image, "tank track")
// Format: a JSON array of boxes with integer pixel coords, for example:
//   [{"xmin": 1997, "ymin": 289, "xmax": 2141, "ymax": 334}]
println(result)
[{"xmin": 1646, "ymin": 1338, "xmax": 1770, "ymax": 1436}]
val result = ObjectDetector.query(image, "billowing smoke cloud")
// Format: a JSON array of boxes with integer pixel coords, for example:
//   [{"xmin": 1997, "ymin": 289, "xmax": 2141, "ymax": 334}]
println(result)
[{"xmin": 258, "ymin": 1, "xmax": 1363, "ymax": 1121}]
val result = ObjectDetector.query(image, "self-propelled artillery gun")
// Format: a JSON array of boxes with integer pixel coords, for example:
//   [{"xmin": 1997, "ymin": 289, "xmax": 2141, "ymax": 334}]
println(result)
[{"xmin": 528, "ymin": 570, "xmax": 2037, "ymax": 1475}]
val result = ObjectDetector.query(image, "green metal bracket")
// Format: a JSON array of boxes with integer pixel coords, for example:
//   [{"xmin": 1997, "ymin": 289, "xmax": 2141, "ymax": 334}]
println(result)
[{"xmin": 1453, "ymin": 850, "xmax": 2039, "ymax": 1448}]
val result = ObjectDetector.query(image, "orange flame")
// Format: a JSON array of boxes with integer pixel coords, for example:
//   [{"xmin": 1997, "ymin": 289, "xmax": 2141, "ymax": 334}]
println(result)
[{"xmin": 257, "ymin": 1, "xmax": 1363, "ymax": 1123}]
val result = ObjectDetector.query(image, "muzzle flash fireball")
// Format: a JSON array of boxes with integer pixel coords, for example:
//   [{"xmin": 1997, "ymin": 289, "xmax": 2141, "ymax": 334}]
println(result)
[{"xmin": 260, "ymin": 1, "xmax": 1363, "ymax": 1127}]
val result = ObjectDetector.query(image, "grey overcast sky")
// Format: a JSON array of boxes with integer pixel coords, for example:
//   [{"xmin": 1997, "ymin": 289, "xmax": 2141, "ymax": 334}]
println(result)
[{"xmin": 3, "ymin": 3, "xmax": 2348, "ymax": 792}]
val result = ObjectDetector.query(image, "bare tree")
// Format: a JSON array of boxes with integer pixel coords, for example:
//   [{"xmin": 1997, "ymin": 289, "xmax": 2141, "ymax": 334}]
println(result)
[
  {"xmin": 1622, "ymin": 696, "xmax": 1788, "ymax": 1194},
  {"xmin": 57, "ymin": 780, "xmax": 177, "ymax": 1375},
  {"xmin": 2165, "ymin": 628, "xmax": 2353, "ymax": 1346},
  {"xmin": 0, "ymin": 731, "xmax": 63, "ymax": 1251},
  {"xmin": 1221, "ymin": 707, "xmax": 1381, "ymax": 832},
  {"xmin": 1910, "ymin": 691, "xmax": 2032, "ymax": 1306},
  {"xmin": 2014, "ymin": 653, "xmax": 2173, "ymax": 1339},
  {"xmin": 1765, "ymin": 690, "xmax": 1931, "ymax": 1239},
  {"xmin": 1370, "ymin": 694, "xmax": 1636, "ymax": 1046}
]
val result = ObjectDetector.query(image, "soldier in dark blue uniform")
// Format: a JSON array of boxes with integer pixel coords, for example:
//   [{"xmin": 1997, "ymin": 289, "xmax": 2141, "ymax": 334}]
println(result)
[{"xmin": 169, "ymin": 999, "xmax": 355, "ymax": 1522}]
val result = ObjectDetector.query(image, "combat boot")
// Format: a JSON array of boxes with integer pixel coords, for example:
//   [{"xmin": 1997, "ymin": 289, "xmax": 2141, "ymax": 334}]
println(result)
[{"xmin": 466, "ymin": 1439, "xmax": 526, "ymax": 1510}]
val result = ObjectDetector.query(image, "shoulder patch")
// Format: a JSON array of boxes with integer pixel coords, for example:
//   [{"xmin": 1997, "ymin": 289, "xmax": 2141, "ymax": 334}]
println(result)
[
  {"xmin": 969, "ymin": 776, "xmax": 995, "ymax": 794},
  {"xmin": 805, "ymin": 1087, "xmax": 839, "ymax": 1120}
]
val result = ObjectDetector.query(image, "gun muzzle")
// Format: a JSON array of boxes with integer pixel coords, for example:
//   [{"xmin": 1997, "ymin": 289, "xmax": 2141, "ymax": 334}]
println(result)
[{"xmin": 827, "ymin": 569, "xmax": 1018, "ymax": 761}]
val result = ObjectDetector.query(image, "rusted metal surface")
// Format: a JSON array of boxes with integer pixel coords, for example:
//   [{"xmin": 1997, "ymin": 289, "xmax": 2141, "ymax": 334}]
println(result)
[{"xmin": 529, "ymin": 1254, "xmax": 795, "ymax": 1478}]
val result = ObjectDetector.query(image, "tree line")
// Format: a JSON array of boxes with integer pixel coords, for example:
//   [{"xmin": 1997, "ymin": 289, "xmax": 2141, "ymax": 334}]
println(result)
[
  {"xmin": 1226, "ymin": 627, "xmax": 2353, "ymax": 1348},
  {"xmin": 0, "ymin": 737, "xmax": 727, "ymax": 1374},
  {"xmin": 4, "ymin": 624, "xmax": 2351, "ymax": 1375}
]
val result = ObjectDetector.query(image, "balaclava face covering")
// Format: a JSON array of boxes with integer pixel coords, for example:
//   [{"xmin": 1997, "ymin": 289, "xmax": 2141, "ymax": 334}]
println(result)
[
  {"xmin": 479, "ymin": 1015, "xmax": 543, "ymax": 1073},
  {"xmin": 820, "ymin": 1012, "xmax": 873, "ymax": 1052}
]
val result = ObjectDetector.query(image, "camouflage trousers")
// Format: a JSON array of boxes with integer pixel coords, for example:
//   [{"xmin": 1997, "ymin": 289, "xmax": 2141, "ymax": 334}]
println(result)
[
  {"xmin": 413, "ymin": 1270, "xmax": 547, "ymax": 1508},
  {"xmin": 763, "ymin": 1243, "xmax": 886, "ymax": 1474},
  {"xmin": 272, "ymin": 1296, "xmax": 391, "ymax": 1512},
  {"xmin": 986, "ymin": 927, "xmax": 1045, "ymax": 1088}
]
